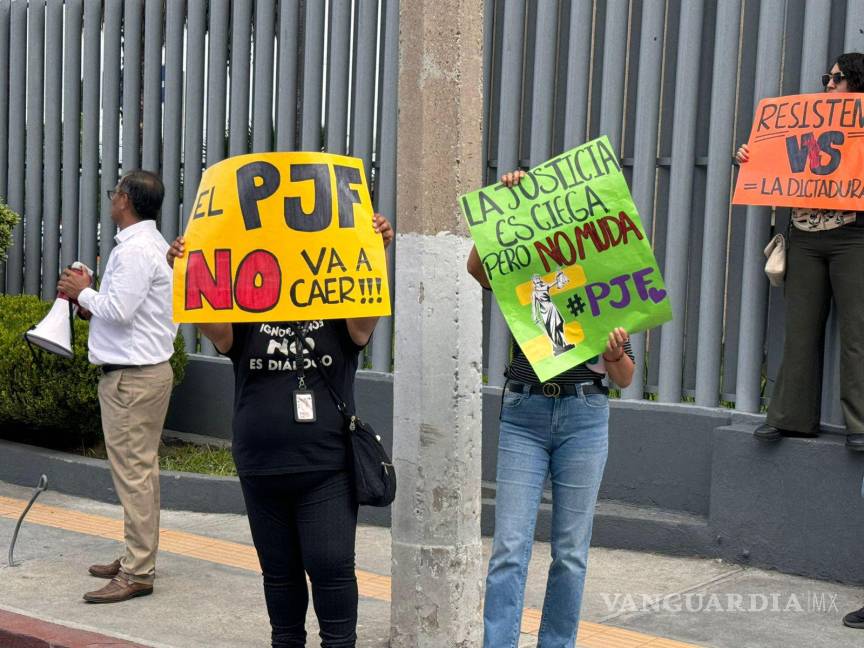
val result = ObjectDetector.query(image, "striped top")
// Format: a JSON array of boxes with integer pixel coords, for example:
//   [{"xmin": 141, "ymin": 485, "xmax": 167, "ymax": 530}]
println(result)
[{"xmin": 506, "ymin": 340, "xmax": 635, "ymax": 385}]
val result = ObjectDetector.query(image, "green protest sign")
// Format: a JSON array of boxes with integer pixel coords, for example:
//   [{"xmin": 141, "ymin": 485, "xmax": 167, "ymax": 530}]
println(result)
[{"xmin": 460, "ymin": 135, "xmax": 672, "ymax": 382}]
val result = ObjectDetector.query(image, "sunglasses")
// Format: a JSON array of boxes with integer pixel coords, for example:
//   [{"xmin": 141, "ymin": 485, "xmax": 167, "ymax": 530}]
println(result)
[{"xmin": 822, "ymin": 72, "xmax": 846, "ymax": 86}]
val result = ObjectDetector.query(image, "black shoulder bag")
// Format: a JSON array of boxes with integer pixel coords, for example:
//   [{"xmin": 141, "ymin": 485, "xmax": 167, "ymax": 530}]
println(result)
[{"xmin": 299, "ymin": 336, "xmax": 396, "ymax": 507}]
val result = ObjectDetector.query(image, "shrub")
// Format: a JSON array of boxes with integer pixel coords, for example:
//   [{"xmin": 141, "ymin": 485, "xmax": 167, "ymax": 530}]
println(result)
[
  {"xmin": 0, "ymin": 199, "xmax": 20, "ymax": 261},
  {"xmin": 0, "ymin": 294, "xmax": 187, "ymax": 447}
]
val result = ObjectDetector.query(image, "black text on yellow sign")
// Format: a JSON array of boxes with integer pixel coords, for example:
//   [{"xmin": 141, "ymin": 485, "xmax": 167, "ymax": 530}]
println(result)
[{"xmin": 172, "ymin": 152, "xmax": 391, "ymax": 323}]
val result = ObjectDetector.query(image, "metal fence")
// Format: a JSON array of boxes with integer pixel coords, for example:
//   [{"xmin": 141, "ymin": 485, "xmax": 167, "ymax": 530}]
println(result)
[
  {"xmin": 481, "ymin": 0, "xmax": 864, "ymax": 423},
  {"xmin": 2, "ymin": 0, "xmax": 862, "ymax": 424},
  {"xmin": 0, "ymin": 0, "xmax": 398, "ymax": 372}
]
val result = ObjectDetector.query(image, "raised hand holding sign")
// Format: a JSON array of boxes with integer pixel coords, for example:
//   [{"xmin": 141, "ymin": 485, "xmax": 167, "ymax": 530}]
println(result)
[{"xmin": 173, "ymin": 152, "xmax": 391, "ymax": 323}]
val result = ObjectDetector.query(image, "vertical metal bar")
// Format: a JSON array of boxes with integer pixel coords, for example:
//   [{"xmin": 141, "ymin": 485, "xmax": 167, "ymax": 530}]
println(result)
[
  {"xmin": 657, "ymin": 0, "xmax": 705, "ymax": 402},
  {"xmin": 181, "ymin": 0, "xmax": 207, "ymax": 352},
  {"xmin": 694, "ymin": 0, "xmax": 742, "ymax": 407},
  {"xmin": 622, "ymin": 0, "xmax": 664, "ymax": 400},
  {"xmin": 122, "ymin": 0, "xmax": 143, "ymax": 172},
  {"xmin": 799, "ymin": 2, "xmax": 841, "ymax": 426},
  {"xmin": 527, "ymin": 0, "xmax": 556, "ymax": 164},
  {"xmin": 79, "ymin": 0, "xmax": 100, "ymax": 272},
  {"xmin": 6, "ymin": 0, "xmax": 27, "ymax": 293},
  {"xmin": 60, "ymin": 0, "xmax": 81, "ymax": 269},
  {"xmin": 486, "ymin": 0, "xmax": 525, "ymax": 387},
  {"xmin": 276, "ymin": 0, "xmax": 300, "ymax": 151},
  {"xmin": 161, "ymin": 0, "xmax": 184, "ymax": 243},
  {"xmin": 845, "ymin": 0, "xmax": 864, "ymax": 52},
  {"xmin": 724, "ymin": 0, "xmax": 761, "ymax": 401},
  {"xmin": 349, "ymin": 0, "xmax": 380, "ymax": 366},
  {"xmin": 41, "ymin": 0, "xmax": 62, "ymax": 299},
  {"xmin": 481, "ymin": 0, "xmax": 496, "ymax": 180},
  {"xmin": 207, "ymin": 0, "xmax": 229, "ymax": 166},
  {"xmin": 326, "ymin": 0, "xmax": 351, "ymax": 154},
  {"xmin": 252, "ymin": 0, "xmax": 276, "ymax": 153},
  {"xmin": 821, "ymin": 309, "xmax": 844, "ymax": 425},
  {"xmin": 0, "ymin": 0, "xmax": 8, "ymax": 285},
  {"xmin": 200, "ymin": 0, "xmax": 230, "ymax": 356},
  {"xmin": 369, "ymin": 0, "xmax": 398, "ymax": 373},
  {"xmin": 599, "ymin": 0, "xmax": 629, "ymax": 152},
  {"xmin": 646, "ymin": 0, "xmax": 682, "ymax": 395},
  {"xmin": 801, "ymin": 4, "xmax": 831, "ymax": 93},
  {"xmin": 0, "ymin": 0, "xmax": 10, "ymax": 205},
  {"xmin": 142, "ymin": 0, "xmax": 163, "ymax": 172},
  {"xmin": 563, "ymin": 1, "xmax": 593, "ymax": 148},
  {"xmin": 99, "ymin": 1, "xmax": 122, "ymax": 267},
  {"xmin": 350, "ymin": 0, "xmax": 378, "ymax": 180},
  {"xmin": 229, "ymin": 0, "xmax": 252, "ymax": 156},
  {"xmin": 484, "ymin": 0, "xmax": 505, "ymax": 184},
  {"xmin": 300, "ymin": 0, "xmax": 325, "ymax": 151},
  {"xmin": 24, "ymin": 0, "xmax": 45, "ymax": 295},
  {"xmin": 587, "ymin": 1, "xmax": 606, "ymax": 140},
  {"xmin": 735, "ymin": 0, "xmax": 786, "ymax": 413}
]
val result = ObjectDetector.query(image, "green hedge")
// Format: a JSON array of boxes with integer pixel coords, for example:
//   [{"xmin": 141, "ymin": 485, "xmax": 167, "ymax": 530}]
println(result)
[{"xmin": 0, "ymin": 294, "xmax": 187, "ymax": 446}]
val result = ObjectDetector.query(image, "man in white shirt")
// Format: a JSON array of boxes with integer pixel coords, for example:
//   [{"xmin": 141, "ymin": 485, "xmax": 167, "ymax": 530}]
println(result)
[{"xmin": 57, "ymin": 170, "xmax": 177, "ymax": 604}]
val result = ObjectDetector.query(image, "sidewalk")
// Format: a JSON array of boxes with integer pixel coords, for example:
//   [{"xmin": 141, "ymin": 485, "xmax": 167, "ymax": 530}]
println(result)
[{"xmin": 0, "ymin": 480, "xmax": 860, "ymax": 648}]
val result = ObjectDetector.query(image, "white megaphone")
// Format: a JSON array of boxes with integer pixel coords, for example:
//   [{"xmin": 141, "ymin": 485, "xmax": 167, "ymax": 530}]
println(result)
[{"xmin": 24, "ymin": 262, "xmax": 93, "ymax": 358}]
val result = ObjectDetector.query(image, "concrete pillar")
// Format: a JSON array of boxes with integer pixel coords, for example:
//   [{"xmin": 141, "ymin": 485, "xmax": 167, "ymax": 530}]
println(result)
[{"xmin": 390, "ymin": 1, "xmax": 486, "ymax": 647}]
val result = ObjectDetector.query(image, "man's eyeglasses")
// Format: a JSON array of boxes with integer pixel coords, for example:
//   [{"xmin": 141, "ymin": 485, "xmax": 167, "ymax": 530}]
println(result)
[
  {"xmin": 106, "ymin": 189, "xmax": 122, "ymax": 200},
  {"xmin": 822, "ymin": 72, "xmax": 846, "ymax": 86}
]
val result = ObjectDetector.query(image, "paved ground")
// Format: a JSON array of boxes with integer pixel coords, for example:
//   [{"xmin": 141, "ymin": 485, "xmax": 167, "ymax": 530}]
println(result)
[{"xmin": 0, "ymin": 480, "xmax": 861, "ymax": 648}]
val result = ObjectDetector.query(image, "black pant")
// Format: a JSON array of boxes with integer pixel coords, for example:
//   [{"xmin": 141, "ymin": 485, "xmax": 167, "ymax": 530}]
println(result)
[
  {"xmin": 240, "ymin": 470, "xmax": 358, "ymax": 648},
  {"xmin": 767, "ymin": 222, "xmax": 864, "ymax": 435}
]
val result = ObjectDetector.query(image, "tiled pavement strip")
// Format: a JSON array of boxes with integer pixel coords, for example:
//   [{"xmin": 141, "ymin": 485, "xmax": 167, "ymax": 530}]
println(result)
[{"xmin": 0, "ymin": 495, "xmax": 701, "ymax": 648}]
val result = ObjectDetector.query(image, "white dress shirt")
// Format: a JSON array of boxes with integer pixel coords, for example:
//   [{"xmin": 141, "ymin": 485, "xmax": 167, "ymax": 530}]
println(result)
[{"xmin": 77, "ymin": 219, "xmax": 177, "ymax": 366}]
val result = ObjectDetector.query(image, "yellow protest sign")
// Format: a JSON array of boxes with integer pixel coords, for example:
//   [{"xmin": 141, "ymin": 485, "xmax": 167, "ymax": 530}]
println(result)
[{"xmin": 172, "ymin": 152, "xmax": 391, "ymax": 323}]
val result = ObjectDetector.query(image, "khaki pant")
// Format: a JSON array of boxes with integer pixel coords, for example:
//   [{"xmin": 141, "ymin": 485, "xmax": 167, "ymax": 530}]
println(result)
[{"xmin": 98, "ymin": 361, "xmax": 174, "ymax": 585}]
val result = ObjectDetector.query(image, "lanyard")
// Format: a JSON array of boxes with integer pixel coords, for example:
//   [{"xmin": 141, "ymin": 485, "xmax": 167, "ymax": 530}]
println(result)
[{"xmin": 291, "ymin": 322, "xmax": 310, "ymax": 389}]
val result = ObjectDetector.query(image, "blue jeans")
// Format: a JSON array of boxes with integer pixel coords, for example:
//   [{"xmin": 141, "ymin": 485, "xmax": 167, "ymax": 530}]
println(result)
[{"xmin": 483, "ymin": 387, "xmax": 609, "ymax": 648}]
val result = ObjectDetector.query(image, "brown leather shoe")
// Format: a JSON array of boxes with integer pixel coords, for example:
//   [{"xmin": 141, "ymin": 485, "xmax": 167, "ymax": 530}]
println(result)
[
  {"xmin": 88, "ymin": 559, "xmax": 121, "ymax": 579},
  {"xmin": 83, "ymin": 575, "xmax": 153, "ymax": 603}
]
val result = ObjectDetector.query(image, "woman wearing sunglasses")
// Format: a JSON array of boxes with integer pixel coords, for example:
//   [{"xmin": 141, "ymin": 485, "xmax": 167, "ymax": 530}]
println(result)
[
  {"xmin": 736, "ymin": 52, "xmax": 864, "ymax": 454},
  {"xmin": 737, "ymin": 50, "xmax": 864, "ymax": 632}
]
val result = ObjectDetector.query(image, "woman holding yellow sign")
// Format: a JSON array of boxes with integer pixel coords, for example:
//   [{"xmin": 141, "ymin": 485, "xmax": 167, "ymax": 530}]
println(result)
[{"xmin": 167, "ymin": 213, "xmax": 392, "ymax": 648}]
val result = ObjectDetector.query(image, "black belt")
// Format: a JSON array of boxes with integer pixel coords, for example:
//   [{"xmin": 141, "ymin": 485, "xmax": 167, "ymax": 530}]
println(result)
[
  {"xmin": 100, "ymin": 364, "xmax": 138, "ymax": 374},
  {"xmin": 507, "ymin": 381, "xmax": 608, "ymax": 398}
]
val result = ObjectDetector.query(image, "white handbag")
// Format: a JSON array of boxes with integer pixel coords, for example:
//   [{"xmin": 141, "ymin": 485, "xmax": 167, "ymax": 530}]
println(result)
[{"xmin": 763, "ymin": 233, "xmax": 786, "ymax": 287}]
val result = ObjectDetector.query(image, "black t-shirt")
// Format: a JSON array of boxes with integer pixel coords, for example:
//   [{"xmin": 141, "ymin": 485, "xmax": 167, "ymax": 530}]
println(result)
[{"xmin": 226, "ymin": 319, "xmax": 363, "ymax": 476}]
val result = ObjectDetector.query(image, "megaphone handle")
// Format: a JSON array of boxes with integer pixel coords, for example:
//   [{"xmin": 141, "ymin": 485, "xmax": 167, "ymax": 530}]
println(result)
[{"xmin": 23, "ymin": 331, "xmax": 42, "ymax": 368}]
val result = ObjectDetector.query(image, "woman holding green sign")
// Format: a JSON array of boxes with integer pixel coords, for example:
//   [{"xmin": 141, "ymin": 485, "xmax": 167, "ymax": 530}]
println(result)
[
  {"xmin": 737, "ymin": 52, "xmax": 864, "ymax": 452},
  {"xmin": 468, "ymin": 170, "xmax": 634, "ymax": 648}
]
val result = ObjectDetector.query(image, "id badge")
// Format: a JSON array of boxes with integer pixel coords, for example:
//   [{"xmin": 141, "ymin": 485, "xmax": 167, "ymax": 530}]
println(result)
[{"xmin": 293, "ymin": 390, "xmax": 316, "ymax": 423}]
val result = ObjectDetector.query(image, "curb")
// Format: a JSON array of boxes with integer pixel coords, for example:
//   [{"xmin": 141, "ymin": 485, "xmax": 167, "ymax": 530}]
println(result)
[{"xmin": 0, "ymin": 608, "xmax": 149, "ymax": 648}]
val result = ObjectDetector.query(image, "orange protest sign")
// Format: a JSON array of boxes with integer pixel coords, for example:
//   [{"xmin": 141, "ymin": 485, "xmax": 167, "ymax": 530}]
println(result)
[
  {"xmin": 732, "ymin": 93, "xmax": 864, "ymax": 211},
  {"xmin": 172, "ymin": 152, "xmax": 391, "ymax": 323}
]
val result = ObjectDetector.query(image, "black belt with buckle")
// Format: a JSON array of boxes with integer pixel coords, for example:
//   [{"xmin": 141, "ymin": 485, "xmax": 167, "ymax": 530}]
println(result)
[
  {"xmin": 100, "ymin": 364, "xmax": 137, "ymax": 374},
  {"xmin": 507, "ymin": 381, "xmax": 608, "ymax": 398}
]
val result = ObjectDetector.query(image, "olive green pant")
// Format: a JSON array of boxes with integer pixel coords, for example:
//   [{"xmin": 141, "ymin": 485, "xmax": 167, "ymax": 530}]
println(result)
[
  {"xmin": 98, "ymin": 362, "xmax": 174, "ymax": 585},
  {"xmin": 767, "ymin": 222, "xmax": 864, "ymax": 435}
]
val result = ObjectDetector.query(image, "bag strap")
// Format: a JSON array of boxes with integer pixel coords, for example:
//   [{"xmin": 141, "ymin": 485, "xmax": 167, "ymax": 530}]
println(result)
[{"xmin": 295, "ymin": 331, "xmax": 355, "ymax": 421}]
